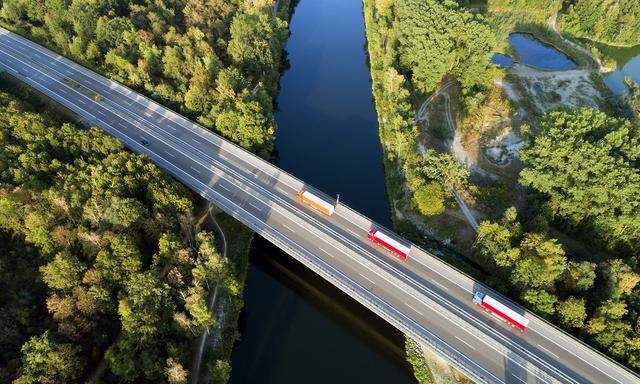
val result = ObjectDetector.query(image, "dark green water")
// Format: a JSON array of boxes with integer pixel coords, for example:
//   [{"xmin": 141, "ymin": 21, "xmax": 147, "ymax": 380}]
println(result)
[{"xmin": 229, "ymin": 0, "xmax": 414, "ymax": 383}]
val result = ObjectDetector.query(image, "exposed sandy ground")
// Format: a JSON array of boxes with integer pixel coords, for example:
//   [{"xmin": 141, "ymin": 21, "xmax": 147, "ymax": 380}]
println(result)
[{"xmin": 508, "ymin": 64, "xmax": 603, "ymax": 112}]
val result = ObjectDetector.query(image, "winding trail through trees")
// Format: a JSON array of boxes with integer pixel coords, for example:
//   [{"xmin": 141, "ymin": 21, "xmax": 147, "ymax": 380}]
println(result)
[
  {"xmin": 548, "ymin": 13, "xmax": 608, "ymax": 72},
  {"xmin": 416, "ymin": 81, "xmax": 479, "ymax": 231},
  {"xmin": 191, "ymin": 203, "xmax": 228, "ymax": 384}
]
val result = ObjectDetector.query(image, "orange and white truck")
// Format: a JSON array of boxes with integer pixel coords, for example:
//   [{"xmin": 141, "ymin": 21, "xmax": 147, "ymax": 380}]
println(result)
[{"xmin": 296, "ymin": 189, "xmax": 335, "ymax": 216}]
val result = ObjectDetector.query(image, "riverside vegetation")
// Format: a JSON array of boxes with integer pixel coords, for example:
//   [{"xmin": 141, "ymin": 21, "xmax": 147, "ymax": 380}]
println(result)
[
  {"xmin": 0, "ymin": 0, "xmax": 291, "ymax": 382},
  {"xmin": 0, "ymin": 80, "xmax": 241, "ymax": 383},
  {"xmin": 558, "ymin": 0, "xmax": 640, "ymax": 47},
  {"xmin": 364, "ymin": 0, "xmax": 640, "ymax": 381},
  {"xmin": 0, "ymin": 0, "xmax": 289, "ymax": 157}
]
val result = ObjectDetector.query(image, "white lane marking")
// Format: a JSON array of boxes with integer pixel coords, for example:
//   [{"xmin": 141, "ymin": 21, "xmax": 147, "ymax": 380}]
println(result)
[
  {"xmin": 282, "ymin": 223, "xmax": 295, "ymax": 233},
  {"xmin": 58, "ymin": 88, "xmax": 68, "ymax": 95},
  {"xmin": 248, "ymin": 202, "xmax": 262, "ymax": 212},
  {"xmin": 117, "ymin": 122, "xmax": 128, "ymax": 129},
  {"xmin": 191, "ymin": 137, "xmax": 200, "ymax": 145},
  {"xmin": 455, "ymin": 336, "xmax": 476, "ymax": 351},
  {"xmin": 319, "ymin": 247, "xmax": 333, "ymax": 257},
  {"xmin": 218, "ymin": 184, "xmax": 230, "ymax": 192},
  {"xmin": 412, "ymin": 256, "xmax": 471, "ymax": 293},
  {"xmin": 95, "ymin": 109, "xmax": 106, "ymax": 117},
  {"xmin": 406, "ymin": 303, "xmax": 423, "ymax": 316},
  {"xmin": 189, "ymin": 166, "xmax": 201, "ymax": 174},
  {"xmin": 7, "ymin": 38, "xmax": 476, "ymax": 314},
  {"xmin": 77, "ymin": 99, "xmax": 86, "ymax": 105},
  {"xmin": 359, "ymin": 273, "xmax": 375, "ymax": 285},
  {"xmin": 511, "ymin": 374, "xmax": 527, "ymax": 383},
  {"xmin": 430, "ymin": 280, "xmax": 449, "ymax": 292},
  {"xmin": 163, "ymin": 151, "xmax": 175, "ymax": 158},
  {"xmin": 537, "ymin": 343, "xmax": 559, "ymax": 359},
  {"xmin": 347, "ymin": 228, "xmax": 361, "ymax": 237},
  {"xmin": 534, "ymin": 330, "xmax": 624, "ymax": 384}
]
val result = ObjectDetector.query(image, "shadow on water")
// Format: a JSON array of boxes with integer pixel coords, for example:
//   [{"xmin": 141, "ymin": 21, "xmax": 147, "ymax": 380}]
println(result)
[{"xmin": 230, "ymin": 237, "xmax": 416, "ymax": 384}]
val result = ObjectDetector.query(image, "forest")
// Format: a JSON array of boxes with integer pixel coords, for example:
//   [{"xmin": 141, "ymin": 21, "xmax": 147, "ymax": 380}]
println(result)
[
  {"xmin": 0, "ymin": 79, "xmax": 246, "ymax": 383},
  {"xmin": 0, "ymin": 78, "xmax": 248, "ymax": 383},
  {"xmin": 364, "ymin": 0, "xmax": 640, "ymax": 376},
  {"xmin": 0, "ymin": 0, "xmax": 290, "ymax": 382},
  {"xmin": 0, "ymin": 0, "xmax": 289, "ymax": 156},
  {"xmin": 559, "ymin": 0, "xmax": 640, "ymax": 46}
]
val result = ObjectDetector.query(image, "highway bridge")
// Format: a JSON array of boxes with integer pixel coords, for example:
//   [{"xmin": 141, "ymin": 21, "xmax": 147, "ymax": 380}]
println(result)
[{"xmin": 1, "ymin": 27, "xmax": 638, "ymax": 384}]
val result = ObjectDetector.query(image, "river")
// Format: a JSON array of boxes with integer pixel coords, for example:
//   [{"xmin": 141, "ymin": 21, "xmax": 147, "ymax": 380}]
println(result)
[{"xmin": 229, "ymin": 0, "xmax": 415, "ymax": 383}]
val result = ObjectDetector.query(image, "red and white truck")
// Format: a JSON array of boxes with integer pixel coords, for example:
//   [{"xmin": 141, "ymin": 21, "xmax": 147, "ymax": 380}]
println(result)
[
  {"xmin": 473, "ymin": 292, "xmax": 529, "ymax": 332},
  {"xmin": 296, "ymin": 189, "xmax": 335, "ymax": 216},
  {"xmin": 367, "ymin": 229, "xmax": 411, "ymax": 260}
]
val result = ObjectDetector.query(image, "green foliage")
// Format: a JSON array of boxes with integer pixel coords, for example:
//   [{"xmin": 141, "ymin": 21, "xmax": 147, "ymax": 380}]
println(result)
[
  {"xmin": 404, "ymin": 149, "xmax": 469, "ymax": 193},
  {"xmin": 520, "ymin": 109, "xmax": 640, "ymax": 254},
  {"xmin": 0, "ymin": 233, "xmax": 47, "ymax": 383},
  {"xmin": 16, "ymin": 331, "xmax": 82, "ymax": 384},
  {"xmin": 0, "ymin": 85, "xmax": 237, "ymax": 382},
  {"xmin": 563, "ymin": 261, "xmax": 596, "ymax": 293},
  {"xmin": 396, "ymin": 0, "xmax": 496, "ymax": 95},
  {"xmin": 40, "ymin": 252, "xmax": 86, "ymax": 291},
  {"xmin": 0, "ymin": 0, "xmax": 288, "ymax": 153},
  {"xmin": 476, "ymin": 206, "xmax": 640, "ymax": 369},
  {"xmin": 165, "ymin": 357, "xmax": 189, "ymax": 384},
  {"xmin": 405, "ymin": 337, "xmax": 434, "ymax": 384},
  {"xmin": 522, "ymin": 289, "xmax": 557, "ymax": 317},
  {"xmin": 586, "ymin": 300, "xmax": 634, "ymax": 360},
  {"xmin": 412, "ymin": 183, "xmax": 446, "ymax": 217},
  {"xmin": 601, "ymin": 259, "xmax": 640, "ymax": 300},
  {"xmin": 511, "ymin": 233, "xmax": 567, "ymax": 289},
  {"xmin": 556, "ymin": 297, "xmax": 587, "ymax": 329},
  {"xmin": 559, "ymin": 0, "xmax": 640, "ymax": 46}
]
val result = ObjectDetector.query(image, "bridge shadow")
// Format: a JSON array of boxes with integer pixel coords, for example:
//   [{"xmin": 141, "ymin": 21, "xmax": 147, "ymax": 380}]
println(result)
[{"xmin": 231, "ymin": 236, "xmax": 416, "ymax": 383}]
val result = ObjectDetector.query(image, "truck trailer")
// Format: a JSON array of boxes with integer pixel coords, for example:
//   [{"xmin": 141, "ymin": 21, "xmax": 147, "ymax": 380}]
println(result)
[
  {"xmin": 473, "ymin": 292, "xmax": 529, "ymax": 331},
  {"xmin": 296, "ymin": 189, "xmax": 335, "ymax": 216},
  {"xmin": 367, "ymin": 229, "xmax": 411, "ymax": 260}
]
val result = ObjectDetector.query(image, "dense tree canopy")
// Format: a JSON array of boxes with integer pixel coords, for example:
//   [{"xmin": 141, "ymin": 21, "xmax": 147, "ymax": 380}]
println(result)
[
  {"xmin": 0, "ymin": 84, "xmax": 237, "ymax": 382},
  {"xmin": 520, "ymin": 109, "xmax": 640, "ymax": 254},
  {"xmin": 559, "ymin": 0, "xmax": 640, "ymax": 46},
  {"xmin": 396, "ymin": 0, "xmax": 496, "ymax": 95},
  {"xmin": 0, "ymin": 0, "xmax": 287, "ymax": 155},
  {"xmin": 476, "ymin": 203, "xmax": 640, "ymax": 368}
]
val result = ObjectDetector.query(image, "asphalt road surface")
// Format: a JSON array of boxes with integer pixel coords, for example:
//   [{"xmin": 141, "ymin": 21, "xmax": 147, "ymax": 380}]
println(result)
[{"xmin": 0, "ymin": 27, "xmax": 638, "ymax": 384}]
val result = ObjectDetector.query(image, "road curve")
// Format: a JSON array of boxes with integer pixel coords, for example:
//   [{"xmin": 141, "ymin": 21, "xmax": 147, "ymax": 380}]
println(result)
[{"xmin": 0, "ymin": 27, "xmax": 638, "ymax": 384}]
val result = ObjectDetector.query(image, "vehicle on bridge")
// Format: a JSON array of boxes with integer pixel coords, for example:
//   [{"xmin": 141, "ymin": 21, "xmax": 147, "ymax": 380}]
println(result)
[
  {"xmin": 367, "ymin": 229, "xmax": 411, "ymax": 260},
  {"xmin": 296, "ymin": 189, "xmax": 335, "ymax": 216},
  {"xmin": 473, "ymin": 292, "xmax": 529, "ymax": 331}
]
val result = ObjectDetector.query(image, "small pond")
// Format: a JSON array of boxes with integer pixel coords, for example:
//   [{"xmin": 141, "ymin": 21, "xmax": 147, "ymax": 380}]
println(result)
[
  {"xmin": 491, "ymin": 53, "xmax": 514, "ymax": 68},
  {"xmin": 508, "ymin": 33, "xmax": 577, "ymax": 71}
]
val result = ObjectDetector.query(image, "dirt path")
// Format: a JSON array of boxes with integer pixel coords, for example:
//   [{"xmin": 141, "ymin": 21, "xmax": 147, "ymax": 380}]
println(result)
[
  {"xmin": 417, "ymin": 82, "xmax": 479, "ymax": 231},
  {"xmin": 191, "ymin": 203, "xmax": 228, "ymax": 384},
  {"xmin": 548, "ymin": 13, "xmax": 610, "ymax": 72}
]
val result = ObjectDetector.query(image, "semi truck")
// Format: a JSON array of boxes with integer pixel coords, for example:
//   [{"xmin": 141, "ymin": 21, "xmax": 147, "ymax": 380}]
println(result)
[
  {"xmin": 367, "ymin": 229, "xmax": 411, "ymax": 260},
  {"xmin": 296, "ymin": 189, "xmax": 335, "ymax": 216},
  {"xmin": 473, "ymin": 292, "xmax": 529, "ymax": 331}
]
